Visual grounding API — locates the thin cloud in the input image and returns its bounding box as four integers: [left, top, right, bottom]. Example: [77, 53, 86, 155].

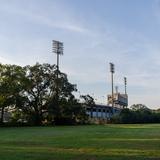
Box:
[0, 2, 87, 33]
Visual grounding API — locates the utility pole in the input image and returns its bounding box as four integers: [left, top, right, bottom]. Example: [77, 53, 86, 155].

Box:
[52, 40, 63, 113]
[110, 63, 115, 108]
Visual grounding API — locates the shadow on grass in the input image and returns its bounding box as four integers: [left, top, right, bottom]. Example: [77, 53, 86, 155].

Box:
[0, 151, 159, 160]
[0, 146, 160, 160]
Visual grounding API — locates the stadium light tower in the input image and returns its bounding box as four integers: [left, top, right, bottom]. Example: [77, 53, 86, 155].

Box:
[52, 40, 63, 70]
[124, 77, 127, 94]
[110, 62, 115, 108]
[52, 40, 63, 112]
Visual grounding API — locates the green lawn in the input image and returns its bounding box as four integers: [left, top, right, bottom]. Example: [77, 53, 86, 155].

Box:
[0, 124, 160, 160]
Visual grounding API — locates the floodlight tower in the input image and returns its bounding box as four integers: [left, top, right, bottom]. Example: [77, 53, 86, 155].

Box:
[52, 40, 63, 70]
[124, 77, 127, 94]
[52, 40, 63, 110]
[110, 62, 115, 108]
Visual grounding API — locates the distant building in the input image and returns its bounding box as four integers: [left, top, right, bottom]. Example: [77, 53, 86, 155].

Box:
[86, 92, 128, 120]
[86, 104, 121, 120]
[108, 93, 128, 108]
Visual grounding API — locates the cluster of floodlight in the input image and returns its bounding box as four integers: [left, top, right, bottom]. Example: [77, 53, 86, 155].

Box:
[52, 40, 63, 55]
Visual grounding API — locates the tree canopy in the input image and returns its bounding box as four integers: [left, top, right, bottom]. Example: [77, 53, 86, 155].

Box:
[0, 63, 88, 125]
[112, 104, 160, 124]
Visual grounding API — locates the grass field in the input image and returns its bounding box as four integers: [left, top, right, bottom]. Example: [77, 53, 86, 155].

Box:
[0, 124, 160, 160]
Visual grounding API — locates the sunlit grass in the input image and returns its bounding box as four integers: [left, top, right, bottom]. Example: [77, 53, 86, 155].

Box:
[0, 124, 160, 160]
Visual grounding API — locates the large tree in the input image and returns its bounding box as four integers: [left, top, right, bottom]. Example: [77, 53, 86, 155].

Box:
[22, 63, 84, 125]
[0, 64, 26, 123]
[0, 63, 88, 125]
[21, 63, 57, 125]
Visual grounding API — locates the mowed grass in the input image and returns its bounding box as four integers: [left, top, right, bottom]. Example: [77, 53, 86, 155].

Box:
[0, 124, 160, 160]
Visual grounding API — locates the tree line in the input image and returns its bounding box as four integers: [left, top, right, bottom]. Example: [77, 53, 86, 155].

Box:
[1, 63, 160, 126]
[112, 104, 160, 123]
[0, 63, 89, 125]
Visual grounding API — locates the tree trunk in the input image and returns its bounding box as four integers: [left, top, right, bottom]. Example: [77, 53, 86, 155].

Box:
[35, 113, 42, 125]
[0, 107, 4, 124]
[34, 107, 42, 126]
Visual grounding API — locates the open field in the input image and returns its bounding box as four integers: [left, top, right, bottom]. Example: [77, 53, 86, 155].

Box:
[0, 124, 160, 160]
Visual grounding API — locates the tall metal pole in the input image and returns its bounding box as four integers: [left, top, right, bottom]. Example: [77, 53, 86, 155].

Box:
[110, 63, 115, 108]
[111, 72, 114, 107]
[57, 52, 59, 71]
[124, 77, 127, 94]
[52, 40, 63, 115]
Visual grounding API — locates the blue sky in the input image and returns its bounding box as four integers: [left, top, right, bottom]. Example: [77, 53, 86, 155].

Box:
[0, 0, 160, 108]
